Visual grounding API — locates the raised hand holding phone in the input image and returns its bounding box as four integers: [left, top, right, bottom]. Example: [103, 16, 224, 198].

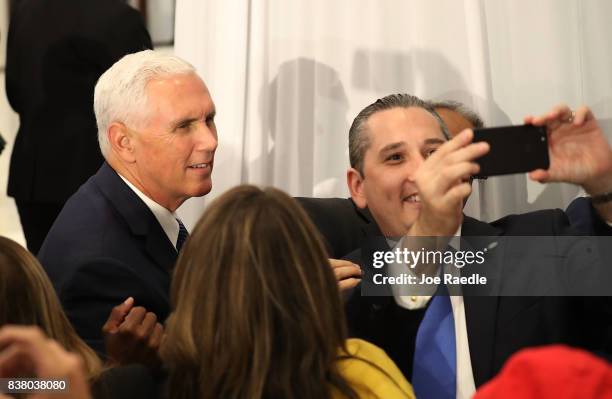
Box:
[524, 104, 612, 194]
[472, 124, 549, 178]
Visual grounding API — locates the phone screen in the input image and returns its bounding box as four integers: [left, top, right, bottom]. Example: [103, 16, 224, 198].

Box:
[472, 124, 549, 178]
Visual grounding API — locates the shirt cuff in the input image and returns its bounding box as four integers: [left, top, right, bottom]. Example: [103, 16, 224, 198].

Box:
[388, 236, 438, 309]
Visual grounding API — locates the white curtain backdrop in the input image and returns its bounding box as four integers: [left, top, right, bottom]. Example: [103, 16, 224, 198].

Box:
[174, 0, 612, 229]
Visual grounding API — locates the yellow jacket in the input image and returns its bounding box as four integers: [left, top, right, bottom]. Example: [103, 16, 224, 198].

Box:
[332, 338, 415, 399]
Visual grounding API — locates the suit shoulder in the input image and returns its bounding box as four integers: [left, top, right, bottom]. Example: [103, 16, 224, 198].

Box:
[39, 177, 129, 267]
[296, 197, 373, 258]
[490, 208, 571, 236]
[296, 197, 362, 218]
[48, 177, 118, 235]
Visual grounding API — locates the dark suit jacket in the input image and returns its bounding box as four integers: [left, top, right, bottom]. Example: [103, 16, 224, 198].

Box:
[566, 197, 612, 236]
[92, 364, 162, 399]
[295, 197, 374, 258]
[298, 198, 612, 387]
[6, 0, 152, 203]
[39, 163, 177, 354]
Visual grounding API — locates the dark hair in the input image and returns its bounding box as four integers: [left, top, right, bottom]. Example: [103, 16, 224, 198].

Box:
[348, 93, 450, 175]
[428, 99, 485, 129]
[161, 185, 359, 399]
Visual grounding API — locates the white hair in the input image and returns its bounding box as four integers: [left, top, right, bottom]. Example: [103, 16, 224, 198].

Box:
[94, 50, 196, 157]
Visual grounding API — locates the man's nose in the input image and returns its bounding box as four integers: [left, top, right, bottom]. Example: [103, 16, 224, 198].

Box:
[406, 154, 425, 181]
[194, 122, 218, 153]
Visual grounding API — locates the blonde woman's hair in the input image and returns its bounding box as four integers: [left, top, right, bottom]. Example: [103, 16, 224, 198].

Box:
[0, 236, 101, 379]
[161, 185, 358, 399]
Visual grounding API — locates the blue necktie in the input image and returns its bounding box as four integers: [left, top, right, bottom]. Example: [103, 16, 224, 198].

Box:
[176, 218, 189, 252]
[412, 283, 457, 399]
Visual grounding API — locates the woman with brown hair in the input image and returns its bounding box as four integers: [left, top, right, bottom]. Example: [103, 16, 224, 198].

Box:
[0, 236, 101, 380]
[161, 185, 414, 399]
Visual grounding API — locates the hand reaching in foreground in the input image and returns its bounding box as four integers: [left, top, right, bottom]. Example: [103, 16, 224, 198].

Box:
[329, 259, 362, 291]
[0, 325, 91, 399]
[102, 297, 163, 369]
[524, 104, 612, 195]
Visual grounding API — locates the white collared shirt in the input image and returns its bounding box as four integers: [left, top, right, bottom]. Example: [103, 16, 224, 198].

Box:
[119, 175, 184, 251]
[390, 226, 476, 399]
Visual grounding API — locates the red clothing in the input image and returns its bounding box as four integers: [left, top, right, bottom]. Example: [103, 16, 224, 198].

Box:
[474, 345, 612, 399]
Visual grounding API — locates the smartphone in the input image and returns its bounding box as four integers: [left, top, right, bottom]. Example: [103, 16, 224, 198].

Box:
[472, 124, 549, 178]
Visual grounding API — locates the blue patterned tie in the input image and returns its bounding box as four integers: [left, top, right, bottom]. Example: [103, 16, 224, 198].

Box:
[176, 218, 189, 252]
[412, 283, 457, 399]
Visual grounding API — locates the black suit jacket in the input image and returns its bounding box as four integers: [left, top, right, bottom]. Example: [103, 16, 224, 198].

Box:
[92, 364, 162, 399]
[299, 198, 612, 387]
[39, 163, 177, 354]
[5, 0, 152, 203]
[295, 197, 374, 258]
[566, 197, 612, 236]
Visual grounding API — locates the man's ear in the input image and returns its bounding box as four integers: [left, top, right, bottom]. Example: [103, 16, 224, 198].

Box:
[108, 122, 136, 163]
[347, 167, 367, 209]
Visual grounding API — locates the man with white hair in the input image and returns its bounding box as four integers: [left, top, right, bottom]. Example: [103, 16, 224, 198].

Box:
[39, 50, 218, 354]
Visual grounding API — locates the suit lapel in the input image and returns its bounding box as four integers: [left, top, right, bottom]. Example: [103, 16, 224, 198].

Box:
[461, 215, 503, 388]
[93, 163, 177, 272]
[144, 225, 178, 272]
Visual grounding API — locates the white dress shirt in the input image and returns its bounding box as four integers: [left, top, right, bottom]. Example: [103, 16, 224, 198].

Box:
[390, 227, 476, 399]
[119, 175, 183, 251]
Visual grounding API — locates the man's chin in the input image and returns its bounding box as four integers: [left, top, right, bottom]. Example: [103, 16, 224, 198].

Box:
[378, 222, 412, 239]
[393, 214, 419, 237]
[190, 182, 213, 198]
[402, 200, 422, 210]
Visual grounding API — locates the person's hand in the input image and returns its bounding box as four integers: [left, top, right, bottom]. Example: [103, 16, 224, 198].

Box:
[0, 325, 91, 399]
[524, 104, 612, 195]
[329, 259, 362, 291]
[409, 129, 489, 237]
[102, 298, 163, 369]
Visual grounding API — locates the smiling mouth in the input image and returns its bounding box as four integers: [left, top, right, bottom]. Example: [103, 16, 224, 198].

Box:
[188, 163, 210, 169]
[403, 193, 420, 203]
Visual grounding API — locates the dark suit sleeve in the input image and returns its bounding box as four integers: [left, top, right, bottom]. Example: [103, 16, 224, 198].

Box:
[5, 3, 23, 113]
[550, 206, 612, 358]
[566, 197, 612, 236]
[74, 5, 153, 73]
[59, 258, 160, 355]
